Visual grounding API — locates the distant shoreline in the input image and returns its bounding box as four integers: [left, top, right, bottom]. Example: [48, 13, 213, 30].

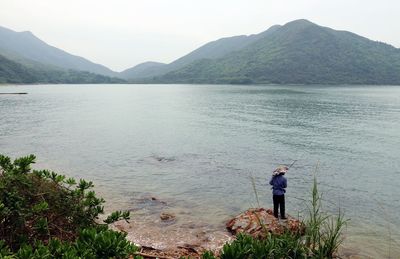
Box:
[1, 82, 400, 86]
[0, 92, 27, 94]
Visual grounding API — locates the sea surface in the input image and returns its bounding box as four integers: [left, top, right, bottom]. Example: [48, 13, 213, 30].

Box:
[1, 84, 399, 257]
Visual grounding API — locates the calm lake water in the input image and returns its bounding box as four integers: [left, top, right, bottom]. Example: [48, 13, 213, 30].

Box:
[1, 84, 399, 257]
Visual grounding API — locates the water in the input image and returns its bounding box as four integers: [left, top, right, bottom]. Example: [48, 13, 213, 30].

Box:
[1, 84, 399, 257]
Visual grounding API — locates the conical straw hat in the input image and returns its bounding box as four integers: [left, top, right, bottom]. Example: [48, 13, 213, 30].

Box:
[273, 165, 289, 175]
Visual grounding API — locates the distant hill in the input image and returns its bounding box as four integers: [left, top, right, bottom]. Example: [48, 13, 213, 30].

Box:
[136, 19, 400, 85]
[0, 54, 37, 83]
[2, 20, 400, 85]
[0, 26, 117, 77]
[121, 25, 281, 80]
[119, 61, 166, 79]
[0, 53, 124, 84]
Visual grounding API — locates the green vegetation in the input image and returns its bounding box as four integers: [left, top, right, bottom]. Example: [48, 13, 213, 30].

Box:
[119, 61, 166, 80]
[214, 232, 306, 259]
[0, 26, 124, 84]
[0, 25, 116, 77]
[3, 20, 400, 85]
[120, 25, 280, 80]
[0, 54, 37, 84]
[0, 154, 140, 258]
[0, 54, 125, 84]
[143, 19, 400, 85]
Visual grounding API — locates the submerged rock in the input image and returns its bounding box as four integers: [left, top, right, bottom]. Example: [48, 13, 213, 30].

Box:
[226, 208, 304, 238]
[160, 212, 176, 221]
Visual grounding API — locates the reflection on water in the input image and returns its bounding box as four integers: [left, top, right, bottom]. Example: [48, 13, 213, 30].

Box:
[0, 84, 399, 257]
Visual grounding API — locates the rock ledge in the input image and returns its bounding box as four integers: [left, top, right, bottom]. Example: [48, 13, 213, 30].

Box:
[226, 208, 304, 238]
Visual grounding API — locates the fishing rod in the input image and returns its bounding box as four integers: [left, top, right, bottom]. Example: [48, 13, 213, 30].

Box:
[287, 160, 297, 169]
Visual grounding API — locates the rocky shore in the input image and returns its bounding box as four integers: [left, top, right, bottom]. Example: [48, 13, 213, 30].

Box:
[111, 198, 304, 258]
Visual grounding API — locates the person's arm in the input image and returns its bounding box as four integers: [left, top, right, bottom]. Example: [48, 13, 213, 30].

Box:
[269, 176, 274, 186]
[283, 177, 287, 188]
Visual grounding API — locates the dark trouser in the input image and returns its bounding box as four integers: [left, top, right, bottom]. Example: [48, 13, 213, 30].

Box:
[273, 194, 285, 219]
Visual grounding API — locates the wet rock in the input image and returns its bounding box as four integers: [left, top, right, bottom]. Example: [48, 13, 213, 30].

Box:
[112, 218, 233, 257]
[132, 195, 168, 211]
[149, 196, 167, 205]
[151, 155, 176, 162]
[160, 212, 176, 221]
[226, 208, 304, 238]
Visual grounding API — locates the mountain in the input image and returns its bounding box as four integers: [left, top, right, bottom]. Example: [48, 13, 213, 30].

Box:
[119, 61, 166, 79]
[0, 26, 116, 77]
[143, 19, 400, 85]
[0, 54, 37, 83]
[2, 20, 400, 85]
[0, 53, 124, 84]
[121, 25, 281, 80]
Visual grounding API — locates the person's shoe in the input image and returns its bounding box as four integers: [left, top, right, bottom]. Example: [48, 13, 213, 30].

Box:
[280, 216, 287, 220]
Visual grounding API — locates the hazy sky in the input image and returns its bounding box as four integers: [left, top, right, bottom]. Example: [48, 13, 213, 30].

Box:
[1, 0, 399, 71]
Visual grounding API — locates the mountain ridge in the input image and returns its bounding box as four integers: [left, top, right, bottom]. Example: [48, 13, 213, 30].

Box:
[120, 24, 282, 80]
[148, 19, 400, 85]
[0, 26, 117, 77]
[0, 53, 124, 84]
[1, 20, 400, 85]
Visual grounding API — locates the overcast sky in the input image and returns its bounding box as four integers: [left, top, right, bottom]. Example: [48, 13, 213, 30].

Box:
[0, 0, 399, 72]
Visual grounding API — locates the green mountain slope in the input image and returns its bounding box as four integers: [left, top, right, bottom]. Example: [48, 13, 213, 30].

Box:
[0, 54, 37, 83]
[154, 19, 400, 85]
[0, 53, 124, 84]
[119, 61, 166, 79]
[121, 25, 281, 80]
[0, 26, 117, 77]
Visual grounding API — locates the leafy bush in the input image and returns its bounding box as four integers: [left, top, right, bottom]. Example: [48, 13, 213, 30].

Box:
[0, 154, 138, 258]
[212, 232, 306, 259]
[7, 228, 138, 259]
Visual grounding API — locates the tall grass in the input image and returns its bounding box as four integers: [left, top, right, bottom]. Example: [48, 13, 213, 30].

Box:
[305, 175, 348, 258]
[305, 175, 327, 250]
[250, 174, 260, 208]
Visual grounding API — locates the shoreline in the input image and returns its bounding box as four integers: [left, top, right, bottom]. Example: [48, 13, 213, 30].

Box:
[110, 208, 372, 259]
[0, 92, 28, 94]
[113, 213, 393, 259]
[101, 194, 398, 259]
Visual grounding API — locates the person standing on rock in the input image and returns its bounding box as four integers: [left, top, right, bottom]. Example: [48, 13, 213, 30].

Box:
[269, 166, 288, 219]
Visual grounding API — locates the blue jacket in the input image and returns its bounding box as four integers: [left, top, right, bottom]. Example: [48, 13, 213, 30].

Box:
[269, 174, 287, 195]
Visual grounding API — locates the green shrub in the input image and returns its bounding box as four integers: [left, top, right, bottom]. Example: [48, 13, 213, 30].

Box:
[10, 228, 139, 259]
[0, 240, 12, 257]
[216, 232, 307, 259]
[0, 154, 139, 258]
[201, 251, 216, 259]
[76, 227, 137, 258]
